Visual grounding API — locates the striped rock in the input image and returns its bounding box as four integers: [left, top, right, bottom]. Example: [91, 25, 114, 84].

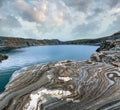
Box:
[0, 60, 120, 110]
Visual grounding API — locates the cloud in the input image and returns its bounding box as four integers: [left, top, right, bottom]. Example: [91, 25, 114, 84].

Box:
[103, 0, 120, 8]
[0, 1, 3, 7]
[61, 0, 94, 12]
[0, 0, 4, 7]
[72, 21, 99, 39]
[0, 15, 21, 28]
[0, 15, 21, 37]
[0, 0, 120, 40]
[12, 0, 47, 23]
[53, 12, 64, 26]
[99, 15, 120, 37]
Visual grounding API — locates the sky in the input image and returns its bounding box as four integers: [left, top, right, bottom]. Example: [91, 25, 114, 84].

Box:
[0, 0, 120, 41]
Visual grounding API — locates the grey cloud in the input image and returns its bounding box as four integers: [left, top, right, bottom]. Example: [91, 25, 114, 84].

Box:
[0, 0, 9, 8]
[21, 11, 35, 22]
[93, 8, 103, 15]
[0, 0, 120, 40]
[72, 22, 99, 38]
[0, 15, 21, 28]
[95, 20, 120, 38]
[12, 1, 36, 22]
[61, 0, 94, 12]
[86, 8, 104, 20]
[0, 0, 4, 7]
[102, 15, 120, 36]
[104, 0, 120, 8]
[50, 0, 73, 24]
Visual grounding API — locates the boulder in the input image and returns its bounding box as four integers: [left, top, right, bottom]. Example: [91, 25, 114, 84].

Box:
[0, 54, 8, 62]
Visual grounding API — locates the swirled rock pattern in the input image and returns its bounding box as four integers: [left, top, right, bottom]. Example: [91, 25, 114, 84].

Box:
[91, 40, 120, 66]
[0, 60, 120, 110]
[0, 40, 120, 110]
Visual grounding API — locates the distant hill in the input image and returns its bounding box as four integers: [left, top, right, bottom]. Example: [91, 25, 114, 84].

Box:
[64, 31, 120, 45]
[0, 37, 63, 51]
[0, 31, 120, 51]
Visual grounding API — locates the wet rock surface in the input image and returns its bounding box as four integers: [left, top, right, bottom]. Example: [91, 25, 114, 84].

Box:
[0, 40, 120, 110]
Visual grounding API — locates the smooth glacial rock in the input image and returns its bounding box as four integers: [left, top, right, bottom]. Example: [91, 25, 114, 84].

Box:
[0, 60, 120, 110]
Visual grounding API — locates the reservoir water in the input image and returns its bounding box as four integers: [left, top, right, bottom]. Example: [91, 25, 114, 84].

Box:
[0, 45, 98, 93]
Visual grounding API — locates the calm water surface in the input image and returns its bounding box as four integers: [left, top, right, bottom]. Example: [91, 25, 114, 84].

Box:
[0, 45, 98, 92]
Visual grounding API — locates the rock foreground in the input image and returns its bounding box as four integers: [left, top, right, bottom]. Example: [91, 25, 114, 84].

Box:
[0, 40, 120, 110]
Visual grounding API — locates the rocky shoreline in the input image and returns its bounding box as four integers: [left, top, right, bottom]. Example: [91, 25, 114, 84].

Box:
[0, 40, 119, 110]
[0, 54, 8, 62]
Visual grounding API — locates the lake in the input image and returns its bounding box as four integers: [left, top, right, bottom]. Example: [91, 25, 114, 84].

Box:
[0, 45, 98, 93]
